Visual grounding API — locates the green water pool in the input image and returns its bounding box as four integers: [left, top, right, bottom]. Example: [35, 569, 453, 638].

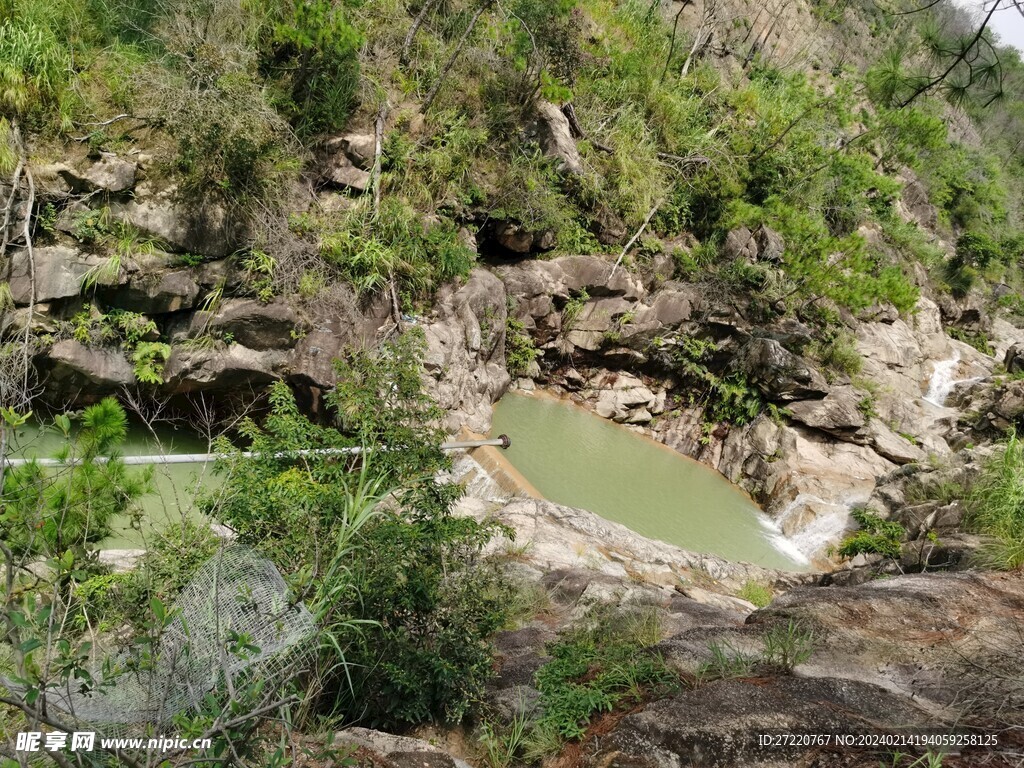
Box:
[6, 419, 217, 549]
[490, 391, 809, 571]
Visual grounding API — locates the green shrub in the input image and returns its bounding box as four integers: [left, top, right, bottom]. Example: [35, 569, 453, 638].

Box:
[506, 313, 539, 377]
[529, 606, 677, 745]
[737, 580, 773, 608]
[208, 332, 512, 727]
[340, 510, 512, 726]
[761, 619, 815, 672]
[319, 199, 475, 297]
[658, 334, 766, 428]
[967, 432, 1024, 569]
[838, 507, 905, 559]
[947, 327, 994, 356]
[1, 399, 151, 557]
[259, 0, 361, 136]
[954, 231, 1002, 270]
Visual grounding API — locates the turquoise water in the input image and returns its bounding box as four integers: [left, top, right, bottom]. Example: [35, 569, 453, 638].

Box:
[6, 420, 217, 549]
[490, 392, 809, 571]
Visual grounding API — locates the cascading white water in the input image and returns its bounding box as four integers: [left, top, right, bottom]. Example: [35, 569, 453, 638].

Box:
[924, 352, 963, 406]
[771, 493, 864, 561]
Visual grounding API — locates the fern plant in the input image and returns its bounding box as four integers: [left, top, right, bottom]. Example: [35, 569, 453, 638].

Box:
[132, 342, 171, 385]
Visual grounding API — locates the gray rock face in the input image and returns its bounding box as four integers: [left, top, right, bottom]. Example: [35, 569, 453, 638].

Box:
[111, 189, 242, 257]
[188, 299, 300, 350]
[422, 269, 512, 433]
[491, 220, 556, 254]
[757, 570, 1024, 714]
[722, 225, 784, 263]
[103, 270, 200, 314]
[591, 677, 935, 768]
[163, 345, 287, 392]
[731, 338, 829, 402]
[44, 340, 135, 394]
[900, 174, 939, 230]
[983, 379, 1024, 432]
[588, 371, 659, 423]
[787, 386, 866, 436]
[454, 495, 810, 589]
[319, 133, 375, 191]
[324, 132, 376, 170]
[58, 154, 137, 193]
[4, 245, 100, 304]
[863, 418, 925, 464]
[723, 226, 757, 261]
[334, 728, 471, 768]
[531, 101, 583, 174]
[1004, 342, 1024, 374]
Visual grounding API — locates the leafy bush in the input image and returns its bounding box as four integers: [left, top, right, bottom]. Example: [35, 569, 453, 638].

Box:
[209, 331, 512, 727]
[838, 507, 905, 559]
[319, 199, 475, 297]
[241, 0, 362, 136]
[658, 334, 766, 429]
[967, 432, 1024, 569]
[340, 509, 512, 726]
[954, 231, 1002, 270]
[1, 399, 151, 556]
[506, 313, 539, 377]
[528, 607, 677, 748]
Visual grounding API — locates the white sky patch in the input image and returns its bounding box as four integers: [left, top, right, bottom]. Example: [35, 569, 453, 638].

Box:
[954, 0, 1024, 53]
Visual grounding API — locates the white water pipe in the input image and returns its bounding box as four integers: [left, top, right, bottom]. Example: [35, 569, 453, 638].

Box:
[0, 435, 512, 468]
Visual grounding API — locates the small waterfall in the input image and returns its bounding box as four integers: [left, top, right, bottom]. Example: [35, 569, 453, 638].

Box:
[923, 351, 985, 407]
[770, 493, 863, 562]
[924, 352, 961, 407]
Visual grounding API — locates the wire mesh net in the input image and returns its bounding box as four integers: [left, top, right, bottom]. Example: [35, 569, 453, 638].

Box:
[44, 546, 316, 736]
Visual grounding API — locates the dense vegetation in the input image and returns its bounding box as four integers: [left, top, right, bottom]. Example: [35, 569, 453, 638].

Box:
[4, 0, 1024, 315]
[5, 0, 1024, 763]
[0, 332, 516, 757]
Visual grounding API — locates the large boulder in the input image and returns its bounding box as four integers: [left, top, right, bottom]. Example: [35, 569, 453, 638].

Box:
[564, 296, 634, 351]
[110, 188, 243, 257]
[3, 246, 102, 304]
[43, 340, 135, 397]
[864, 418, 925, 465]
[333, 728, 472, 768]
[722, 225, 784, 263]
[490, 220, 556, 254]
[755, 570, 1024, 714]
[1004, 342, 1024, 374]
[589, 370, 658, 423]
[731, 338, 829, 402]
[162, 344, 287, 392]
[184, 299, 300, 350]
[324, 133, 376, 170]
[318, 133, 375, 191]
[57, 153, 137, 194]
[786, 386, 866, 438]
[984, 379, 1024, 432]
[591, 676, 935, 768]
[102, 270, 200, 314]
